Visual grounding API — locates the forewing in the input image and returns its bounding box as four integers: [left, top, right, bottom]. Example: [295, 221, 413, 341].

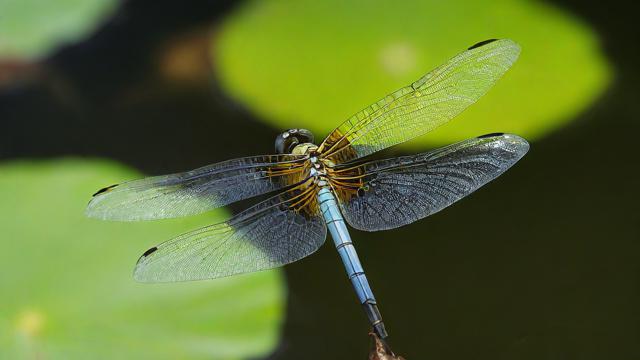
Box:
[319, 39, 520, 163]
[334, 134, 529, 231]
[134, 181, 326, 282]
[86, 155, 307, 221]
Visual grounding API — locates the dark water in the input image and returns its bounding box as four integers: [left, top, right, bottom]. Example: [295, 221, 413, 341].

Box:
[2, 0, 638, 359]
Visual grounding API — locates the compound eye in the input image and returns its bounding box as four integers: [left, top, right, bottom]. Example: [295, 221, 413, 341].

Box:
[275, 134, 295, 154]
[295, 129, 314, 144]
[274, 129, 315, 154]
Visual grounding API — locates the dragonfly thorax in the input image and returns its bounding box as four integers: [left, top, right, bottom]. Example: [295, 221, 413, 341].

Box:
[291, 143, 318, 156]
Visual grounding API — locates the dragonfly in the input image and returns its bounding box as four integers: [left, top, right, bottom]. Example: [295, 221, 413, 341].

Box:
[86, 38, 528, 340]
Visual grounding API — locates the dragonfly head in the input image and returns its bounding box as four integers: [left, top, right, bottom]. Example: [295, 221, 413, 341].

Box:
[275, 128, 315, 154]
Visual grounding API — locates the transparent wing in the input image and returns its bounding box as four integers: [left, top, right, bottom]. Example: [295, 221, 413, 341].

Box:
[333, 134, 529, 231]
[319, 39, 520, 163]
[86, 154, 307, 221]
[134, 180, 326, 282]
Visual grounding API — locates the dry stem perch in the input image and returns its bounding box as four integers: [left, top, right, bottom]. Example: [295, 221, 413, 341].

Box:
[369, 332, 406, 360]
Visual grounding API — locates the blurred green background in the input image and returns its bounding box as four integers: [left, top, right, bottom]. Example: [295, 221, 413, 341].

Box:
[0, 0, 638, 359]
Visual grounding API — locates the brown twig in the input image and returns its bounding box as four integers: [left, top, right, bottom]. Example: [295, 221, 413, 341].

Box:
[368, 332, 406, 360]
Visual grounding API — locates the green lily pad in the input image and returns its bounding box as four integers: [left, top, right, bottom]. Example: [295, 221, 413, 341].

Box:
[0, 0, 119, 59]
[213, 0, 611, 147]
[0, 159, 284, 359]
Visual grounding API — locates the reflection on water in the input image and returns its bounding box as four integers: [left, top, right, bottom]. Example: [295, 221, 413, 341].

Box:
[1, 0, 638, 359]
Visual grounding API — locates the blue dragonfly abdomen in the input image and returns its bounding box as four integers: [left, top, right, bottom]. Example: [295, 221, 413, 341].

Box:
[317, 186, 387, 338]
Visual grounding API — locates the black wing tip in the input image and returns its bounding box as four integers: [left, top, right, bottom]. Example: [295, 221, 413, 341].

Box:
[141, 246, 158, 258]
[477, 132, 505, 139]
[477, 133, 530, 156]
[468, 38, 499, 50]
[477, 132, 529, 144]
[92, 184, 118, 197]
